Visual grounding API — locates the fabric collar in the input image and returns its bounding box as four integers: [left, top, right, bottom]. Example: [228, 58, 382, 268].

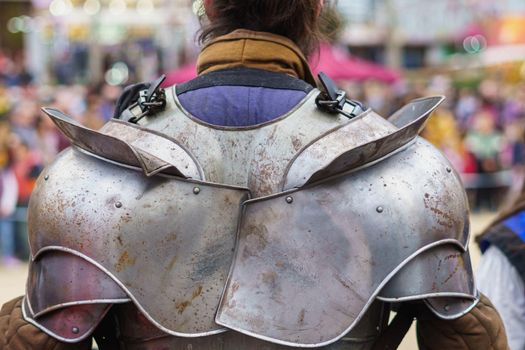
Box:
[197, 29, 317, 86]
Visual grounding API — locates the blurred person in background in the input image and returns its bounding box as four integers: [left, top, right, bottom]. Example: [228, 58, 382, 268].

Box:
[8, 100, 40, 150]
[0, 121, 19, 266]
[465, 110, 506, 210]
[477, 181, 525, 350]
[455, 88, 480, 132]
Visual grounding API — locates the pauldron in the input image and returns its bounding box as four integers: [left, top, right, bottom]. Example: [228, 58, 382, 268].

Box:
[23, 83, 476, 347]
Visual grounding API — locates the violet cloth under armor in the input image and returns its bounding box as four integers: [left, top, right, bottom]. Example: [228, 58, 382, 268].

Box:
[175, 68, 314, 127]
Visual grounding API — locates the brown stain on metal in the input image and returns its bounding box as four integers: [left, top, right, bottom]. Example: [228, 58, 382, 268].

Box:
[175, 300, 191, 314]
[424, 194, 458, 229]
[442, 254, 462, 285]
[168, 256, 177, 269]
[334, 273, 352, 290]
[115, 251, 136, 272]
[224, 282, 240, 309]
[298, 309, 306, 325]
[192, 285, 203, 300]
[291, 136, 303, 152]
[175, 286, 204, 314]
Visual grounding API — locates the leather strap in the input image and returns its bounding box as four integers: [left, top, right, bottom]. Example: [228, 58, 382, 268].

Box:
[372, 306, 415, 350]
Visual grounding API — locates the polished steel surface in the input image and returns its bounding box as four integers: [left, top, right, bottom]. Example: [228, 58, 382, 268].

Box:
[42, 108, 201, 179]
[101, 120, 204, 180]
[216, 138, 471, 347]
[28, 148, 250, 336]
[139, 88, 352, 197]
[378, 244, 476, 302]
[425, 295, 480, 319]
[26, 251, 129, 317]
[284, 96, 444, 190]
[23, 297, 112, 343]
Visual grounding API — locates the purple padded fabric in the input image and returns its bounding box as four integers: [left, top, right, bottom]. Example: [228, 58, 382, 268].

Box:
[177, 86, 307, 127]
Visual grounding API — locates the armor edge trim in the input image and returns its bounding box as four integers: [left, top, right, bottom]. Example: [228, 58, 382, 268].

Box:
[170, 86, 325, 131]
[31, 246, 229, 338]
[22, 296, 111, 344]
[216, 238, 469, 348]
[424, 293, 481, 320]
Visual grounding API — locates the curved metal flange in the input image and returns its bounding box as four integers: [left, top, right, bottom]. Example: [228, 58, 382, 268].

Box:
[42, 108, 202, 179]
[28, 148, 250, 337]
[283, 96, 445, 190]
[26, 251, 130, 317]
[425, 294, 480, 320]
[22, 296, 112, 343]
[377, 244, 476, 302]
[216, 138, 470, 347]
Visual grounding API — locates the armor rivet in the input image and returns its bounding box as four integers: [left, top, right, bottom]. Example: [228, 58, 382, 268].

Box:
[376, 206, 384, 213]
[444, 305, 450, 312]
[193, 187, 201, 195]
[286, 196, 294, 204]
[115, 201, 123, 209]
[71, 327, 80, 334]
[44, 175, 49, 181]
[446, 167, 452, 173]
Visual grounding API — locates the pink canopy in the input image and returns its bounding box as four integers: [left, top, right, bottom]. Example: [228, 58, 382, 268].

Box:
[162, 62, 198, 87]
[163, 44, 400, 86]
[310, 44, 400, 83]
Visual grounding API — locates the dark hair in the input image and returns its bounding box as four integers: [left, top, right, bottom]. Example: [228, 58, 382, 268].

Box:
[198, 0, 335, 56]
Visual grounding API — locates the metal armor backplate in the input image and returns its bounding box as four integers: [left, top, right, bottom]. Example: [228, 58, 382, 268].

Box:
[135, 88, 395, 196]
[26, 89, 476, 347]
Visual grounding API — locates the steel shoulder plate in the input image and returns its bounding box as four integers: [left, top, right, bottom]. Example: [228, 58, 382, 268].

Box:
[28, 148, 250, 337]
[216, 137, 472, 347]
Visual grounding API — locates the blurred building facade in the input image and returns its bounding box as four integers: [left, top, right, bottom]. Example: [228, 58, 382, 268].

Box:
[3, 0, 195, 85]
[339, 0, 525, 68]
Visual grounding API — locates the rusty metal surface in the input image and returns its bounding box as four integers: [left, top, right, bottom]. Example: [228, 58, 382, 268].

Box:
[42, 108, 200, 179]
[101, 120, 204, 180]
[23, 296, 111, 343]
[138, 88, 353, 197]
[283, 96, 444, 190]
[378, 244, 475, 302]
[28, 147, 250, 336]
[26, 251, 129, 317]
[216, 138, 471, 347]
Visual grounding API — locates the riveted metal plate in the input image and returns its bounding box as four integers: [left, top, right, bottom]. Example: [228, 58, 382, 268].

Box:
[26, 251, 129, 317]
[216, 138, 470, 347]
[284, 96, 444, 190]
[378, 244, 476, 301]
[28, 148, 250, 336]
[42, 108, 200, 179]
[23, 297, 111, 343]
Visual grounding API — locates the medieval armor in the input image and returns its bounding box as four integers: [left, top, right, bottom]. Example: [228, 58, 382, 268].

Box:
[22, 81, 476, 348]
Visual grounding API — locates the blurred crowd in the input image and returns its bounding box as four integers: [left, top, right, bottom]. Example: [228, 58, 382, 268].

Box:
[0, 49, 122, 265]
[1, 47, 525, 263]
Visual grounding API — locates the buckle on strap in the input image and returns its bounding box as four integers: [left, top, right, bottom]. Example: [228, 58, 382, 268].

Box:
[316, 72, 366, 119]
[120, 75, 167, 124]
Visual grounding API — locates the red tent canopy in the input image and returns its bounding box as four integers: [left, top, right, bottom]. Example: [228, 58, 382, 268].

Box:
[163, 43, 400, 86]
[310, 44, 400, 83]
[162, 62, 198, 87]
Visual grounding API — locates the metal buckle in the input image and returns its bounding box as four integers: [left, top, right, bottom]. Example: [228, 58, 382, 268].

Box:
[128, 75, 167, 124]
[315, 72, 365, 119]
